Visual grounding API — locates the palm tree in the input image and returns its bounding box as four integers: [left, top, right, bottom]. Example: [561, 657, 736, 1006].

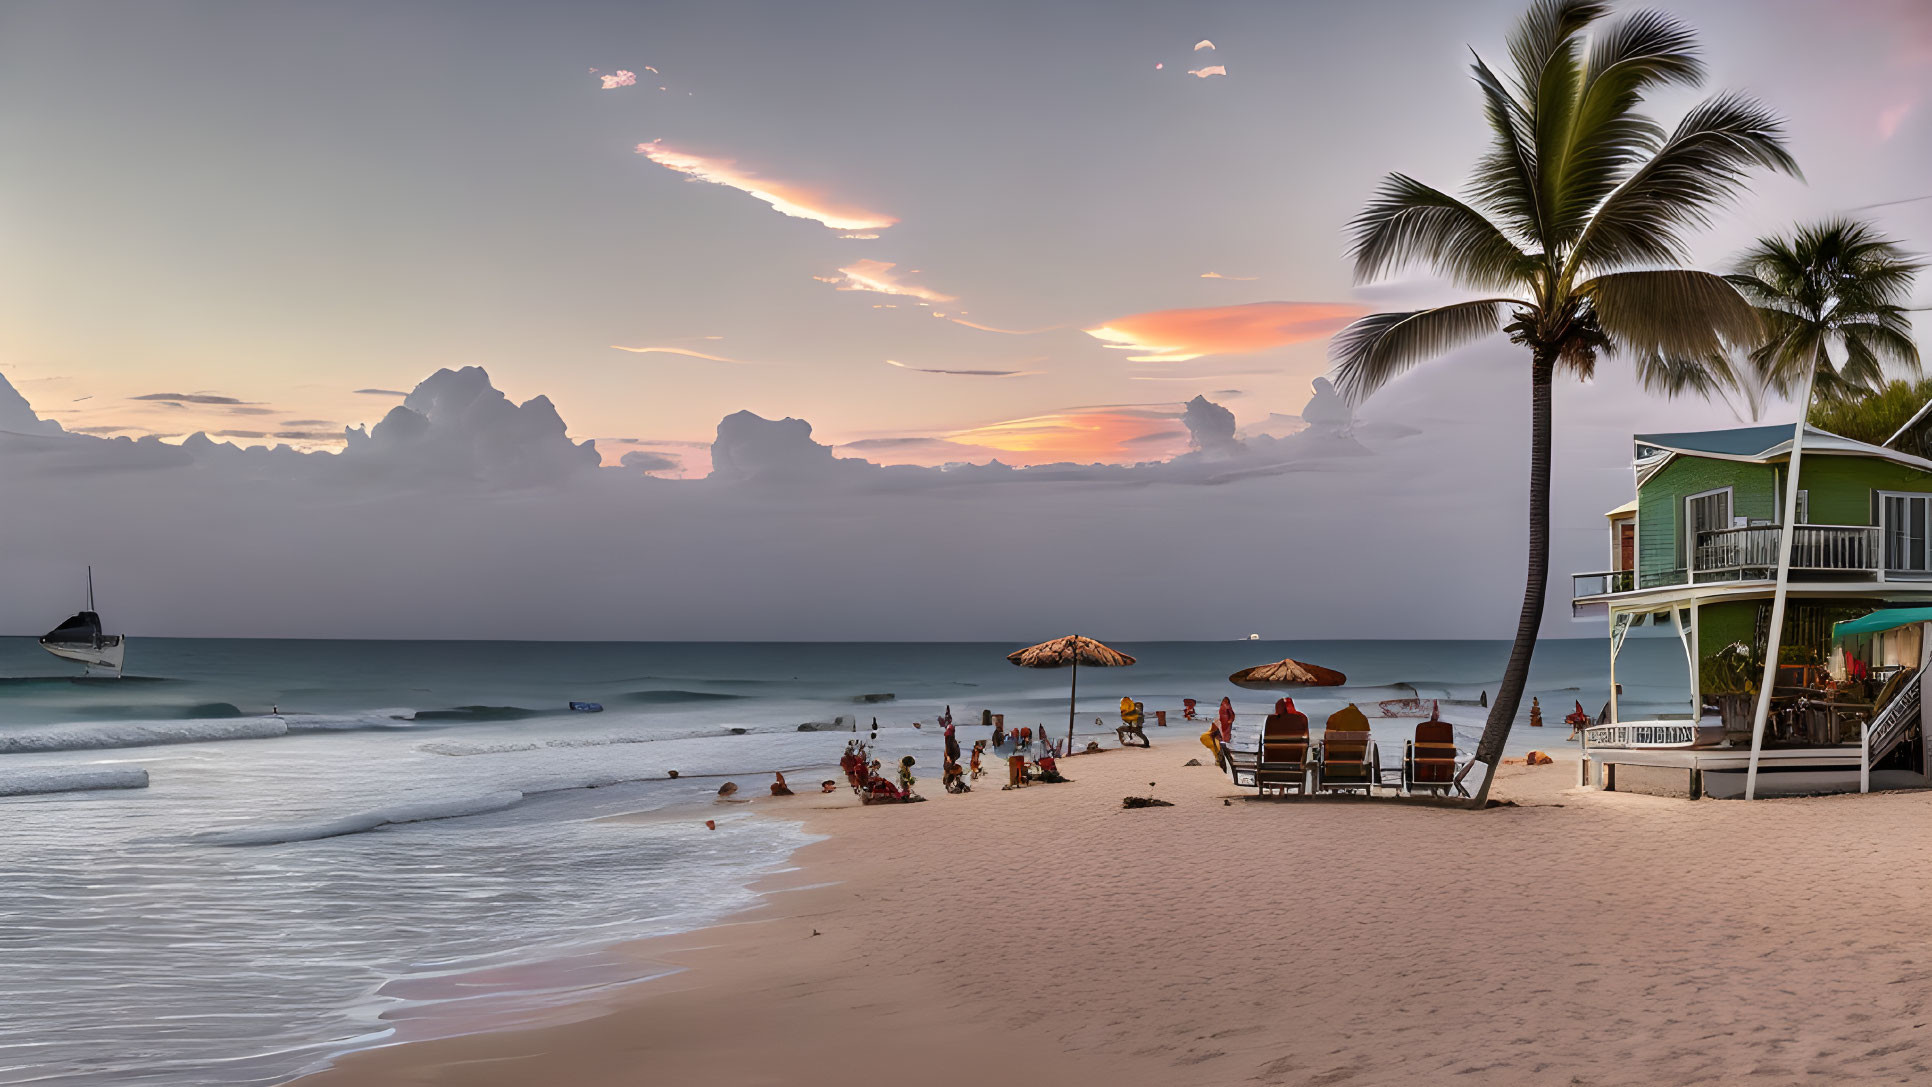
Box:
[1327, 0, 1798, 806]
[1729, 219, 1922, 404]
[1719, 220, 1920, 799]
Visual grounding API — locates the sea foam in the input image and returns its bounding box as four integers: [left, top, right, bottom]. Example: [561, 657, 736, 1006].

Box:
[195, 790, 527, 846]
[0, 765, 150, 796]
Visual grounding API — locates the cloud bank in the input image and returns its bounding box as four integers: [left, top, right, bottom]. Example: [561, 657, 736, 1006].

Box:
[635, 141, 898, 233]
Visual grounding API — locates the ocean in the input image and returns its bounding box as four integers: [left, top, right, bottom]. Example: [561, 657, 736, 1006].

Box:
[0, 634, 1689, 1086]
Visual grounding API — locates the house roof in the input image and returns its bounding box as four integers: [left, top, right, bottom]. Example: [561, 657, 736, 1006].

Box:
[1604, 499, 1638, 518]
[1631, 422, 1932, 488]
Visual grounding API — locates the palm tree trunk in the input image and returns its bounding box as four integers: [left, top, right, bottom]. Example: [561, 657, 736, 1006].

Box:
[1468, 350, 1555, 807]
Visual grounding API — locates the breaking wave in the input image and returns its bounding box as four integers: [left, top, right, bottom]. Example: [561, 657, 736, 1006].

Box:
[195, 791, 527, 846]
[0, 765, 151, 796]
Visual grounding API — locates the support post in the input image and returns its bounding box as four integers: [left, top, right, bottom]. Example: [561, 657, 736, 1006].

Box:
[1861, 720, 1871, 794]
[1746, 372, 1817, 801]
[1067, 646, 1078, 756]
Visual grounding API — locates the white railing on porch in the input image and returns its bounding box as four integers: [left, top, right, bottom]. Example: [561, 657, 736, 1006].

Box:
[1692, 524, 1880, 581]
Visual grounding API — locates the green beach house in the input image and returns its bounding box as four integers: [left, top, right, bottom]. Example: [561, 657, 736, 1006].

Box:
[1572, 420, 1932, 799]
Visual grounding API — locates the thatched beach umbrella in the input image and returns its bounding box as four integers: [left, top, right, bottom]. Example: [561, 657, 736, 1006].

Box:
[1227, 657, 1347, 689]
[1007, 635, 1137, 753]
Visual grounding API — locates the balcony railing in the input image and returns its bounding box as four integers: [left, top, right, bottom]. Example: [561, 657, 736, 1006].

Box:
[1691, 524, 1880, 582]
[1573, 524, 1886, 603]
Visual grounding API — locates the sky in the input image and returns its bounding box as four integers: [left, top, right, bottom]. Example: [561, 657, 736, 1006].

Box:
[2, 0, 1931, 640]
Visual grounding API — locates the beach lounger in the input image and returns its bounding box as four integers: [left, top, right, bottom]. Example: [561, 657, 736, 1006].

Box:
[1253, 705, 1313, 796]
[1312, 704, 1379, 795]
[1402, 716, 1466, 797]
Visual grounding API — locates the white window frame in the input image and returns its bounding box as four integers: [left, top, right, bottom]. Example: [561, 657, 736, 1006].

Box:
[1683, 487, 1734, 568]
[1878, 490, 1932, 573]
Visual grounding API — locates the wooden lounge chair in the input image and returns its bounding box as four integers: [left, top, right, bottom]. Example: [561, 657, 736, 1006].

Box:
[1313, 704, 1379, 794]
[1403, 715, 1465, 797]
[1253, 705, 1313, 796]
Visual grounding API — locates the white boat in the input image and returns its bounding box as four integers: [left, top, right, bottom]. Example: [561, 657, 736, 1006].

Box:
[39, 567, 125, 677]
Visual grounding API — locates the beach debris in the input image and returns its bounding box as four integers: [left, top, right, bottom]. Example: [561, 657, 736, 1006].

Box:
[1526, 751, 1554, 766]
[1223, 798, 1232, 806]
[1530, 697, 1544, 727]
[1183, 758, 1202, 766]
[704, 819, 716, 830]
[717, 782, 739, 797]
[568, 701, 603, 712]
[852, 692, 895, 703]
[811, 929, 820, 937]
[1085, 741, 1101, 753]
[667, 770, 680, 779]
[1122, 781, 1172, 808]
[728, 727, 747, 735]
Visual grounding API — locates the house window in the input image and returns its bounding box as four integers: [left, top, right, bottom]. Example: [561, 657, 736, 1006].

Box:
[1880, 492, 1932, 572]
[1684, 488, 1732, 566]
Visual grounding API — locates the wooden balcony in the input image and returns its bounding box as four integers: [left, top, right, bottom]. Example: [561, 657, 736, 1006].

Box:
[1574, 524, 1886, 606]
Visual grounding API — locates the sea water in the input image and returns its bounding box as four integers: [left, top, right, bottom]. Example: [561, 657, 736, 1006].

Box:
[0, 635, 1686, 1086]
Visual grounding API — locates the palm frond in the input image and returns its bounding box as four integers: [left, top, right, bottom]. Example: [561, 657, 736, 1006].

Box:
[1585, 268, 1762, 357]
[1546, 9, 1702, 244]
[1328, 300, 1515, 403]
[1347, 174, 1534, 290]
[1469, 57, 1546, 246]
[1570, 93, 1799, 275]
[1735, 218, 1924, 395]
[1506, 0, 1612, 95]
[1632, 349, 1747, 401]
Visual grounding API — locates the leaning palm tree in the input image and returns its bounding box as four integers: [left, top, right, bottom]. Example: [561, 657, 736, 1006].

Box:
[1720, 220, 1920, 799]
[1730, 219, 1922, 404]
[1328, 0, 1798, 806]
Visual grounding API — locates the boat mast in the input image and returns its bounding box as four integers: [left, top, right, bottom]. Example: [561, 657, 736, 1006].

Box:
[87, 566, 95, 612]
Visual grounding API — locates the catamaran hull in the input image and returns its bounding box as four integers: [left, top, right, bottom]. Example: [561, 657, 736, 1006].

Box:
[41, 638, 125, 677]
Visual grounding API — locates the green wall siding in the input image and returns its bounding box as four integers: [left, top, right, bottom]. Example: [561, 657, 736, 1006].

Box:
[1795, 455, 1932, 524]
[1636, 458, 1776, 580]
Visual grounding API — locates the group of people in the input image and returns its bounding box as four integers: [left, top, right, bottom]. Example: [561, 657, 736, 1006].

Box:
[838, 739, 924, 805]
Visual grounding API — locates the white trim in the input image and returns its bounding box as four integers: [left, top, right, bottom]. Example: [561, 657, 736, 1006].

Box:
[1683, 486, 1734, 569]
[1877, 490, 1932, 573]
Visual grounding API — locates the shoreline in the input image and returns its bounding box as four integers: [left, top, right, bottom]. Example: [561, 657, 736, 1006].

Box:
[299, 737, 1932, 1086]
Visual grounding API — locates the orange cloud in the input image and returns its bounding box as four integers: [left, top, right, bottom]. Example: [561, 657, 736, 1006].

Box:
[945, 316, 1060, 335]
[1199, 271, 1258, 281]
[1188, 65, 1227, 78]
[945, 407, 1188, 464]
[635, 141, 898, 233]
[610, 345, 754, 364]
[824, 259, 955, 302]
[1085, 301, 1364, 362]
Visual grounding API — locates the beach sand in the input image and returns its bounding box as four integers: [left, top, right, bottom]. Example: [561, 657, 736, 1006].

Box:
[301, 739, 1932, 1086]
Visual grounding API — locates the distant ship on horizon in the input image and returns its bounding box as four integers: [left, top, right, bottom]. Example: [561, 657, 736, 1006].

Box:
[40, 566, 125, 677]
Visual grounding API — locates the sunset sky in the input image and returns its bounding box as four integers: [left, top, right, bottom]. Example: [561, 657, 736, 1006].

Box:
[5, 0, 1932, 640]
[2, 0, 1930, 474]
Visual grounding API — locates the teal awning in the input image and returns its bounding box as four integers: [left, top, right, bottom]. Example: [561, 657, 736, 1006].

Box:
[1833, 608, 1932, 637]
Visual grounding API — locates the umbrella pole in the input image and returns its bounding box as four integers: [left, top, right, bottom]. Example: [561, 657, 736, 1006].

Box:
[1068, 647, 1079, 756]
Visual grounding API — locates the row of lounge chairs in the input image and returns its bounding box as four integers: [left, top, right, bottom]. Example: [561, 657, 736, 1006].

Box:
[1219, 700, 1468, 798]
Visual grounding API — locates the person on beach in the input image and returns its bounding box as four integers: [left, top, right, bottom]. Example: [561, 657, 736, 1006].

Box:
[840, 742, 863, 791]
[969, 740, 986, 780]
[1006, 729, 1030, 789]
[1117, 698, 1149, 748]
[942, 758, 969, 793]
[770, 772, 793, 797]
[991, 719, 1006, 752]
[1183, 697, 1198, 720]
[1217, 697, 1235, 744]
[942, 713, 960, 766]
[897, 755, 918, 798]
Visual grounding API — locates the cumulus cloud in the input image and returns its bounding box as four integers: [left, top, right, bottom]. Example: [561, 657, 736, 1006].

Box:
[635, 141, 898, 233]
[1182, 395, 1244, 459]
[131, 392, 245, 405]
[339, 366, 601, 489]
[0, 373, 64, 436]
[595, 69, 637, 89]
[708, 410, 867, 483]
[1187, 65, 1227, 78]
[1085, 301, 1364, 362]
[822, 259, 955, 302]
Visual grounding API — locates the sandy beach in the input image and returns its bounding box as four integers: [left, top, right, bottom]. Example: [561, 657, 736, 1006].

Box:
[293, 735, 1932, 1086]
